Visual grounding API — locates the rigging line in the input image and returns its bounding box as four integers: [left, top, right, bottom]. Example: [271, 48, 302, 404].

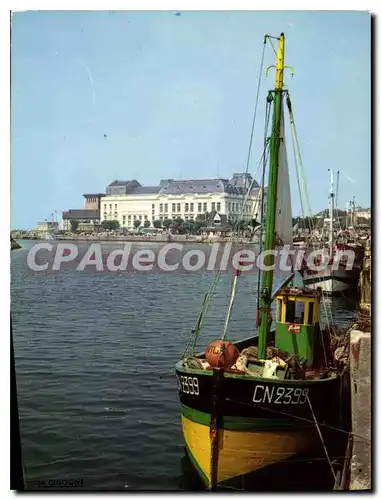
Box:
[223, 150, 267, 337]
[266, 35, 278, 57]
[185, 44, 290, 352]
[224, 397, 371, 444]
[289, 123, 312, 234]
[187, 135, 267, 349]
[319, 317, 329, 368]
[256, 150, 268, 312]
[288, 100, 313, 219]
[221, 151, 270, 339]
[238, 177, 257, 226]
[217, 484, 244, 492]
[288, 118, 331, 358]
[286, 94, 334, 326]
[334, 173, 346, 238]
[287, 95, 306, 222]
[224, 145, 270, 337]
[221, 276, 239, 341]
[192, 272, 221, 350]
[256, 99, 271, 313]
[286, 94, 313, 233]
[234, 65, 273, 236]
[306, 395, 336, 480]
[239, 97, 271, 233]
[287, 97, 326, 284]
[243, 38, 267, 177]
[218, 453, 346, 465]
[232, 142, 269, 234]
[182, 294, 208, 357]
[187, 271, 222, 355]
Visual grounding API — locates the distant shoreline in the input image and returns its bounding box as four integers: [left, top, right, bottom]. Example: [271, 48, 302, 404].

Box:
[12, 234, 258, 245]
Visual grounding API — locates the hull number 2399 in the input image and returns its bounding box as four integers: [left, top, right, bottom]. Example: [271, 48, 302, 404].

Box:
[177, 375, 200, 395]
[253, 385, 309, 405]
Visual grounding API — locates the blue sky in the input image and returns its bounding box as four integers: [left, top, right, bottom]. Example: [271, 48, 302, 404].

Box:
[11, 10, 370, 229]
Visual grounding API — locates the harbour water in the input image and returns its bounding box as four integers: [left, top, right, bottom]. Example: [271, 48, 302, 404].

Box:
[11, 240, 357, 490]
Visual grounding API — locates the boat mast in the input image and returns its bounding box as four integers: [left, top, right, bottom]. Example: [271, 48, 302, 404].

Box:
[258, 33, 285, 360]
[328, 168, 334, 257]
[335, 170, 340, 212]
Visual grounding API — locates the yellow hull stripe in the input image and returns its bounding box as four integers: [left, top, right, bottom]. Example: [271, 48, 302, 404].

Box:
[181, 414, 317, 486]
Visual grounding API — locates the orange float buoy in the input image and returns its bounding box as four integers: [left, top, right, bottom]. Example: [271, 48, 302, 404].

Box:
[205, 340, 239, 369]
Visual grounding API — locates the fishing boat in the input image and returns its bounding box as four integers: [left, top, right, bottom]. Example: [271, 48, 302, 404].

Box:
[301, 245, 363, 295]
[175, 33, 349, 490]
[301, 170, 364, 295]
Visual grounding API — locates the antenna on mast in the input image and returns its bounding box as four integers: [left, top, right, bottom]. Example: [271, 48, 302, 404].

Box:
[328, 169, 334, 257]
[335, 170, 340, 212]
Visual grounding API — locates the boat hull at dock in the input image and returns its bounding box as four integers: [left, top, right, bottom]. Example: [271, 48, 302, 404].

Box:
[302, 264, 360, 295]
[175, 355, 344, 489]
[301, 243, 364, 295]
[181, 410, 319, 487]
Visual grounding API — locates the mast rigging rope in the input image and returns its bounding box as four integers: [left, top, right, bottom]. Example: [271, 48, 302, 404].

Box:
[243, 38, 267, 178]
[183, 38, 272, 352]
[286, 93, 335, 336]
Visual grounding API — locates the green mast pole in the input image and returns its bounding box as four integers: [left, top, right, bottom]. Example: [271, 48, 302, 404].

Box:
[258, 33, 286, 360]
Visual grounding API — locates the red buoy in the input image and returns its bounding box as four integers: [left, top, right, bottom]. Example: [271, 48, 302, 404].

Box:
[205, 340, 239, 369]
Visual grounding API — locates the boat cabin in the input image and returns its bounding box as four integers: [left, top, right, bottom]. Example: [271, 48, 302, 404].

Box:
[274, 287, 321, 367]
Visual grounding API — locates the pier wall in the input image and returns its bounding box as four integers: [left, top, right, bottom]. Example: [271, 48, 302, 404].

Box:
[349, 240, 371, 490]
[349, 329, 371, 490]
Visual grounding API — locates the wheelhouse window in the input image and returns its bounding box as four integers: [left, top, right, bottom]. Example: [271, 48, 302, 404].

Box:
[295, 301, 305, 324]
[307, 302, 314, 325]
[276, 299, 282, 322]
[285, 301, 295, 323]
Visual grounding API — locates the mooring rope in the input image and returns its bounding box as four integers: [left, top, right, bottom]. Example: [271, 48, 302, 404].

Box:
[306, 395, 336, 480]
[225, 397, 371, 445]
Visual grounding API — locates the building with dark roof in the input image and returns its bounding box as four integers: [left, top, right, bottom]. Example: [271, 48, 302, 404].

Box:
[106, 180, 141, 196]
[83, 193, 105, 211]
[200, 211, 231, 236]
[62, 209, 101, 233]
[98, 173, 266, 230]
